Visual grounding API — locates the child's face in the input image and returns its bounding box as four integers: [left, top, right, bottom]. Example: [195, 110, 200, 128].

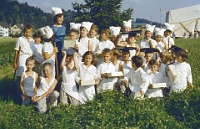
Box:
[177, 55, 184, 63]
[156, 35, 162, 42]
[128, 36, 135, 43]
[145, 31, 151, 40]
[164, 31, 171, 37]
[24, 29, 32, 39]
[103, 53, 111, 63]
[90, 29, 97, 38]
[160, 55, 168, 64]
[65, 56, 73, 64]
[122, 52, 130, 61]
[171, 50, 177, 60]
[80, 27, 88, 38]
[56, 15, 64, 25]
[43, 66, 53, 77]
[124, 26, 130, 32]
[34, 37, 41, 44]
[26, 61, 35, 71]
[144, 53, 153, 62]
[84, 55, 93, 65]
[69, 32, 78, 40]
[149, 64, 158, 74]
[101, 33, 108, 41]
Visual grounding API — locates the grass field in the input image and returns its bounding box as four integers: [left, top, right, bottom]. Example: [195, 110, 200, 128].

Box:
[0, 37, 200, 129]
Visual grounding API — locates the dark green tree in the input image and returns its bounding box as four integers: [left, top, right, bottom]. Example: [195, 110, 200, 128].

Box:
[72, 0, 133, 31]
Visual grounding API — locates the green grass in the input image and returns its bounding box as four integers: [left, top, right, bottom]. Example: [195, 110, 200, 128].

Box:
[0, 37, 200, 129]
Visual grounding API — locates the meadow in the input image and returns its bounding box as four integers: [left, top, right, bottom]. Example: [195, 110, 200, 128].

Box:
[0, 37, 200, 129]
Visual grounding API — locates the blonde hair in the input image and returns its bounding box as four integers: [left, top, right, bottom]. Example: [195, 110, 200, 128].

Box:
[111, 48, 121, 58]
[160, 51, 171, 61]
[101, 29, 111, 37]
[25, 57, 35, 65]
[90, 24, 98, 33]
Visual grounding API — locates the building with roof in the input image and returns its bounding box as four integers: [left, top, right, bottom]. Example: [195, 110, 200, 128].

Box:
[0, 22, 10, 37]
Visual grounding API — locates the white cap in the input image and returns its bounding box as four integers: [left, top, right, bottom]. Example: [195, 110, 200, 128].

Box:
[70, 23, 81, 30]
[155, 27, 165, 36]
[39, 26, 54, 39]
[109, 26, 121, 36]
[123, 19, 132, 28]
[165, 23, 175, 32]
[81, 22, 93, 31]
[145, 24, 156, 33]
[52, 7, 63, 16]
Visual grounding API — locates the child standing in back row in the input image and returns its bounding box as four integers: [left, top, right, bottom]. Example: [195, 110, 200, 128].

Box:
[13, 24, 34, 99]
[20, 57, 38, 106]
[89, 24, 99, 53]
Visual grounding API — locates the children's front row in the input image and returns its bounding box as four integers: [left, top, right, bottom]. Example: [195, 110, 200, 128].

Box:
[20, 48, 194, 113]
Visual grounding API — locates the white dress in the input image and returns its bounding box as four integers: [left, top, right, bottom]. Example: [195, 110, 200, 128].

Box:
[171, 62, 192, 93]
[76, 64, 98, 104]
[15, 36, 34, 76]
[126, 44, 136, 58]
[139, 38, 157, 49]
[155, 41, 165, 52]
[61, 65, 79, 101]
[145, 72, 164, 98]
[22, 72, 36, 97]
[97, 62, 116, 93]
[158, 63, 171, 88]
[89, 37, 99, 53]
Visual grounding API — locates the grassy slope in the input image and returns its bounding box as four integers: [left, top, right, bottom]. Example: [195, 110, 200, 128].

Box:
[0, 38, 199, 129]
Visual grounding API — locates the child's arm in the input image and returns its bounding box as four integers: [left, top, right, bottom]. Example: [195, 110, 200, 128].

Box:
[187, 65, 194, 89]
[139, 73, 149, 95]
[60, 51, 66, 71]
[135, 44, 140, 55]
[13, 50, 19, 69]
[117, 41, 127, 47]
[43, 47, 58, 60]
[73, 52, 78, 71]
[20, 73, 28, 100]
[149, 40, 155, 48]
[123, 71, 131, 87]
[32, 76, 41, 102]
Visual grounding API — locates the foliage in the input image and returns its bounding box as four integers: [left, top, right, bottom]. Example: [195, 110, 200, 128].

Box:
[0, 38, 200, 128]
[72, 0, 133, 31]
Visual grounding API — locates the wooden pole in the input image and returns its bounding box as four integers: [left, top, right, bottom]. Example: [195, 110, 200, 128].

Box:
[13, 46, 21, 82]
[53, 42, 59, 80]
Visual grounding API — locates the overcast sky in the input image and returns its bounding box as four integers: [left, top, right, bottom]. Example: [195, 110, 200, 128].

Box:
[17, 0, 200, 23]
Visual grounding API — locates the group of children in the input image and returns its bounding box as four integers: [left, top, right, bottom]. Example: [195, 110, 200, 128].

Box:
[14, 7, 194, 113]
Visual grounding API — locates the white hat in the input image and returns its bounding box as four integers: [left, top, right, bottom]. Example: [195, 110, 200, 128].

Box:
[52, 7, 63, 16]
[155, 27, 165, 36]
[109, 26, 121, 36]
[39, 26, 54, 39]
[123, 19, 132, 28]
[70, 23, 81, 30]
[145, 24, 156, 33]
[81, 22, 93, 31]
[165, 23, 175, 32]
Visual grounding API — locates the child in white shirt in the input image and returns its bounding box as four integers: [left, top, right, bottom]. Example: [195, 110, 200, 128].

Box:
[60, 50, 80, 106]
[13, 24, 34, 99]
[20, 57, 38, 106]
[145, 59, 164, 98]
[97, 48, 116, 93]
[142, 50, 153, 74]
[32, 31, 44, 75]
[170, 49, 194, 93]
[124, 56, 149, 99]
[89, 24, 99, 53]
[76, 51, 99, 104]
[32, 62, 59, 113]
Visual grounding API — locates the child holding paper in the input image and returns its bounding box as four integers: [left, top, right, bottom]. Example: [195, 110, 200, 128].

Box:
[76, 51, 99, 104]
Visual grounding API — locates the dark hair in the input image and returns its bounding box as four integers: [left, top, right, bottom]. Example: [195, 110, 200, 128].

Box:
[25, 57, 35, 65]
[82, 51, 96, 65]
[102, 48, 111, 55]
[178, 49, 188, 61]
[33, 31, 43, 42]
[53, 13, 64, 23]
[131, 56, 143, 67]
[70, 29, 79, 35]
[148, 59, 159, 66]
[23, 24, 32, 32]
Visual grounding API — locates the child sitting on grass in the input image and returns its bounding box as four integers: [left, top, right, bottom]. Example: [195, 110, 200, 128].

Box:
[124, 56, 149, 99]
[32, 62, 59, 113]
[20, 57, 38, 106]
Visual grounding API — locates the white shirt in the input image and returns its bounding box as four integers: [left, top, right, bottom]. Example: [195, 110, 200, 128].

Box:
[126, 44, 136, 58]
[113, 60, 122, 72]
[139, 38, 157, 49]
[95, 40, 115, 53]
[162, 36, 175, 48]
[122, 61, 132, 76]
[43, 42, 55, 61]
[32, 43, 44, 63]
[90, 37, 99, 53]
[76, 37, 91, 56]
[37, 77, 55, 96]
[171, 62, 192, 92]
[120, 34, 128, 42]
[145, 72, 164, 98]
[155, 41, 165, 52]
[97, 62, 115, 76]
[124, 67, 149, 93]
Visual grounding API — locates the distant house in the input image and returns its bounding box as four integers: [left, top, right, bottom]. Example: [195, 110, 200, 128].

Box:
[0, 22, 10, 37]
[11, 24, 23, 35]
[132, 22, 146, 28]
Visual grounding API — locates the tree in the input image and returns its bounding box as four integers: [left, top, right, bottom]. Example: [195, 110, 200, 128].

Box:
[72, 0, 133, 31]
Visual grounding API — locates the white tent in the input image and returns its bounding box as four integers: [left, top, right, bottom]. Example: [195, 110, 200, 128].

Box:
[166, 4, 200, 37]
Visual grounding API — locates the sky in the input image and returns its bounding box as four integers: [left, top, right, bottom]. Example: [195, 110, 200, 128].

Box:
[17, 0, 200, 23]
